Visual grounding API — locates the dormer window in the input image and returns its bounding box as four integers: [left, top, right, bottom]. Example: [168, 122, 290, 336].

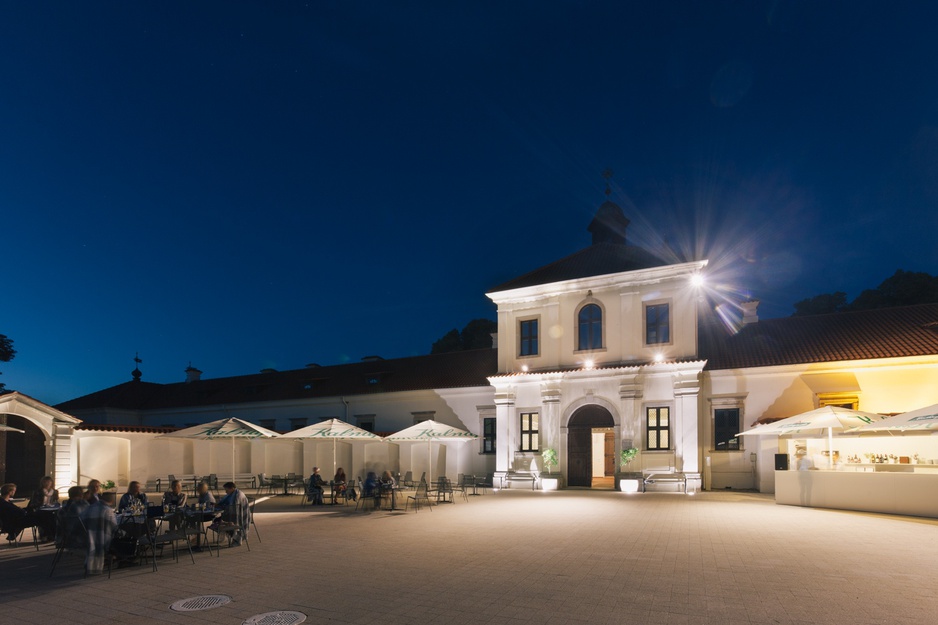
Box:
[578, 303, 603, 350]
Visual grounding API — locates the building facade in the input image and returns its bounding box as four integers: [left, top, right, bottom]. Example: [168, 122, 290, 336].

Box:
[6, 199, 938, 496]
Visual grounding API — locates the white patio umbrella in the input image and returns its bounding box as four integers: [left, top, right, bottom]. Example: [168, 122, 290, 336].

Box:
[159, 417, 280, 483]
[385, 420, 477, 484]
[854, 403, 938, 432]
[281, 418, 383, 476]
[737, 406, 889, 469]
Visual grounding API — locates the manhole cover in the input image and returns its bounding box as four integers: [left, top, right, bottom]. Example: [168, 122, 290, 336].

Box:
[170, 595, 232, 612]
[242, 611, 307, 625]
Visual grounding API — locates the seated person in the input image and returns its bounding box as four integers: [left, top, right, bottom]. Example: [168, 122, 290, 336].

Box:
[216, 482, 250, 546]
[307, 467, 326, 505]
[363, 471, 380, 503]
[162, 480, 188, 531]
[84, 479, 102, 504]
[195, 482, 216, 507]
[379, 471, 397, 507]
[0, 483, 38, 542]
[80, 491, 117, 575]
[28, 475, 59, 509]
[28, 476, 60, 542]
[56, 486, 89, 549]
[118, 481, 149, 512]
[162, 480, 188, 509]
[331, 468, 347, 504]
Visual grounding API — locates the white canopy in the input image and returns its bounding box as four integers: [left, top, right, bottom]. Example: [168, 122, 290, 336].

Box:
[854, 403, 938, 432]
[159, 417, 280, 483]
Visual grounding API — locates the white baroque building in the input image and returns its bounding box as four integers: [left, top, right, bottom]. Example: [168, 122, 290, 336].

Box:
[5, 199, 938, 497]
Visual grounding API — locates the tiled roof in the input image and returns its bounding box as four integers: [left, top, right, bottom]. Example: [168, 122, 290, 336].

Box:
[488, 242, 667, 293]
[701, 303, 938, 370]
[56, 348, 498, 412]
[76, 423, 179, 434]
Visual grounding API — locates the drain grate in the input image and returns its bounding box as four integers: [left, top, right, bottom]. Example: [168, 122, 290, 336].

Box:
[242, 611, 307, 625]
[170, 594, 232, 612]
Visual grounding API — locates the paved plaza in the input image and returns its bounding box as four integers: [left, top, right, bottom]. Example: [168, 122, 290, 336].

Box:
[1, 489, 936, 625]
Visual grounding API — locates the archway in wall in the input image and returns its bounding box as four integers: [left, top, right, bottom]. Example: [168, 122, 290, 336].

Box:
[2, 414, 46, 486]
[567, 405, 615, 488]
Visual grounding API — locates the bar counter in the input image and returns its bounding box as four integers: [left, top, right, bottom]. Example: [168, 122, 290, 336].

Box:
[776, 468, 938, 518]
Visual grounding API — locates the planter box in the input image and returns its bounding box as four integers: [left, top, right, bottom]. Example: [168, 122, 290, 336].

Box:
[617, 472, 644, 493]
[619, 477, 643, 493]
[540, 476, 561, 491]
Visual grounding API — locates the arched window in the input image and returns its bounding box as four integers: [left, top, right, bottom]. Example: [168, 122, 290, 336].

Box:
[578, 303, 602, 350]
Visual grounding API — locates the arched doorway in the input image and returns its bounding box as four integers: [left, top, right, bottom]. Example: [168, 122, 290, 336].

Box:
[2, 414, 46, 485]
[567, 405, 615, 487]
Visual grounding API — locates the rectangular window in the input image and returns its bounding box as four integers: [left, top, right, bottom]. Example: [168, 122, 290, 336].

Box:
[646, 407, 670, 450]
[645, 303, 670, 345]
[482, 417, 496, 454]
[356, 415, 375, 432]
[260, 419, 277, 431]
[289, 417, 307, 431]
[519, 319, 539, 356]
[714, 408, 740, 451]
[520, 412, 539, 452]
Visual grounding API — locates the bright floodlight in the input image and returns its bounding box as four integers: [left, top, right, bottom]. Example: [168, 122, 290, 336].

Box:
[584, 359, 594, 370]
[653, 353, 664, 363]
[691, 273, 705, 288]
[521, 364, 529, 372]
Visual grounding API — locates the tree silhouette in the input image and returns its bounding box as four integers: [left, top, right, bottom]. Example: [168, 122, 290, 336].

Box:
[430, 319, 497, 354]
[0, 334, 15, 393]
[792, 270, 938, 316]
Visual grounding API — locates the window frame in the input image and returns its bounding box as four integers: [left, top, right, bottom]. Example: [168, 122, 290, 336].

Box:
[518, 316, 540, 358]
[576, 302, 604, 351]
[519, 411, 539, 452]
[644, 300, 672, 346]
[713, 408, 741, 451]
[481, 417, 496, 454]
[646, 406, 670, 451]
[355, 414, 375, 432]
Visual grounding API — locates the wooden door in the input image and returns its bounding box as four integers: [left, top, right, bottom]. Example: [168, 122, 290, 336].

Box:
[604, 431, 615, 476]
[567, 427, 592, 487]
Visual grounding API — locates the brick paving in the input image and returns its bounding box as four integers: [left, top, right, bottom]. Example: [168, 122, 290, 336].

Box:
[1, 489, 936, 625]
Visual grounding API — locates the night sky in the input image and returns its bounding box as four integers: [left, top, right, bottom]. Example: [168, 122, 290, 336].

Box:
[4, 2, 937, 405]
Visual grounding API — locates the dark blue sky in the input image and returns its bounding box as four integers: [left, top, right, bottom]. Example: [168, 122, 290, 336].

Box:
[4, 2, 937, 404]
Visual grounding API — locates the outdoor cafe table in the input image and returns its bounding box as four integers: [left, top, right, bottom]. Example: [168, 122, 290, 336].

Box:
[181, 506, 220, 555]
[378, 484, 402, 510]
[270, 475, 292, 495]
[36, 504, 61, 539]
[429, 479, 455, 503]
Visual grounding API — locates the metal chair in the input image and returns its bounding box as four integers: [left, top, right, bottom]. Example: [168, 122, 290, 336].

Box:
[405, 480, 433, 513]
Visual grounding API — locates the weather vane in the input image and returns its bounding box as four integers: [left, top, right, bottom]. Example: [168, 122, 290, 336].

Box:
[602, 168, 613, 196]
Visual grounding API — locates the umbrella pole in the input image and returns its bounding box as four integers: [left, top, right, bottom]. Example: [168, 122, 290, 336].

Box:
[333, 438, 337, 479]
[828, 427, 834, 470]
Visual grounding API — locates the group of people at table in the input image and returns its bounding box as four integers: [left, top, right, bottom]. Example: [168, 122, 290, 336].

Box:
[306, 467, 399, 508]
[0, 475, 251, 575]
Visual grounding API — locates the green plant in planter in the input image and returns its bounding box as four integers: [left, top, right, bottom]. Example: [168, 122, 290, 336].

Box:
[102, 480, 116, 491]
[619, 447, 639, 472]
[541, 448, 558, 474]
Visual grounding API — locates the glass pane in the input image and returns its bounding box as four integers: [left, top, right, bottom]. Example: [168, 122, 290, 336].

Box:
[648, 431, 658, 449]
[530, 413, 538, 430]
[531, 433, 538, 451]
[660, 431, 669, 449]
[659, 408, 669, 426]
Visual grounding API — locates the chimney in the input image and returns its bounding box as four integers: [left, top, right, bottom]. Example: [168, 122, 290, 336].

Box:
[185, 364, 202, 383]
[741, 300, 760, 326]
